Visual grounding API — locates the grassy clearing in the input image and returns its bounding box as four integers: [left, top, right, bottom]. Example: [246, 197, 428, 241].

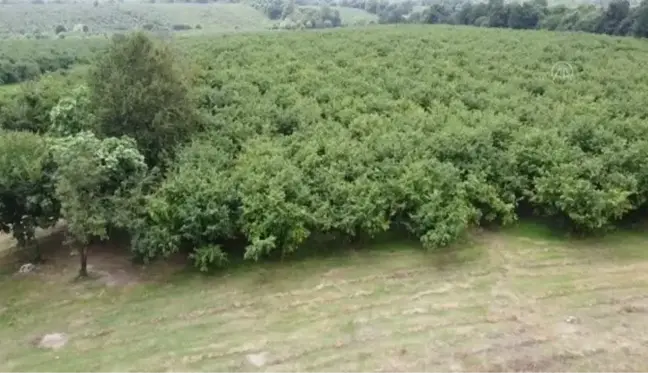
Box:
[120, 3, 271, 32]
[2, 223, 648, 371]
[331, 6, 378, 24]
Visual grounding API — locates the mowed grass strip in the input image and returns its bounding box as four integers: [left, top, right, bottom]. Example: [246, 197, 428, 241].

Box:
[3, 222, 648, 371]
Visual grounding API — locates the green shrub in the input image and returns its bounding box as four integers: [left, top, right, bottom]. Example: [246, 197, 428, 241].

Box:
[0, 130, 60, 261]
[133, 26, 648, 270]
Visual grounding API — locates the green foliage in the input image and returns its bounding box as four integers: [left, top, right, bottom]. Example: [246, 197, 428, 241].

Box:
[272, 4, 343, 28]
[0, 74, 74, 133]
[130, 26, 648, 271]
[507, 2, 542, 29]
[402, 0, 648, 39]
[51, 132, 147, 244]
[51, 132, 147, 275]
[131, 138, 237, 269]
[189, 244, 228, 271]
[234, 137, 313, 258]
[49, 84, 94, 136]
[88, 31, 197, 168]
[6, 23, 648, 274]
[597, 0, 630, 34]
[0, 37, 103, 85]
[631, 0, 648, 36]
[0, 130, 60, 260]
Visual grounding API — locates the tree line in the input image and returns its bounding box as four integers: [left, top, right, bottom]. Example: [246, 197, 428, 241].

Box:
[250, 0, 343, 29]
[242, 0, 648, 37]
[359, 0, 648, 38]
[0, 38, 103, 86]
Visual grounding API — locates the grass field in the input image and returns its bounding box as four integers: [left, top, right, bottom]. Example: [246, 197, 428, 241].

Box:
[120, 3, 271, 32]
[0, 2, 270, 37]
[3, 223, 648, 371]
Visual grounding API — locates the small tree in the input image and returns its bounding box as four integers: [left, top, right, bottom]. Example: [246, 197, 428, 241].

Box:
[0, 131, 60, 262]
[88, 31, 197, 169]
[52, 133, 147, 277]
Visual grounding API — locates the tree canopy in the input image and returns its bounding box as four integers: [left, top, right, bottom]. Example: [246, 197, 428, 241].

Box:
[0, 130, 59, 261]
[3, 25, 648, 274]
[51, 132, 147, 276]
[88, 31, 196, 168]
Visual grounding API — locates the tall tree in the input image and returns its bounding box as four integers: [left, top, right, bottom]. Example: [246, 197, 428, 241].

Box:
[631, 0, 648, 37]
[507, 2, 541, 29]
[597, 0, 630, 34]
[487, 0, 509, 27]
[88, 32, 197, 169]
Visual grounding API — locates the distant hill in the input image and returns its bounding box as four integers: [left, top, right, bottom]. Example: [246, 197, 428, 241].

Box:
[0, 2, 270, 38]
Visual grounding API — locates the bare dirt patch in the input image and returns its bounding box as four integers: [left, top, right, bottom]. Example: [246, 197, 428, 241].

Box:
[2, 224, 189, 288]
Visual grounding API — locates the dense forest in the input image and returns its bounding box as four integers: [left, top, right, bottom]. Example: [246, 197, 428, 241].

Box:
[1, 25, 648, 275]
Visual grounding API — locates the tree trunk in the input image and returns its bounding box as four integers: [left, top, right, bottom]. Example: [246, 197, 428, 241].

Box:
[33, 240, 43, 264]
[78, 246, 88, 277]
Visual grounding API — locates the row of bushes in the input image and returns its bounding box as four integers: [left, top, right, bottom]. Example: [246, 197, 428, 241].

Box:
[3, 27, 648, 274]
[0, 54, 78, 84]
[251, 0, 343, 28]
[0, 38, 103, 85]
[147, 27, 648, 268]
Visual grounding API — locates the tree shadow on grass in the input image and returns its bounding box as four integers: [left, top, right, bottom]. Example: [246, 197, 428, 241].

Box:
[0, 225, 68, 277]
[200, 225, 490, 282]
[493, 216, 648, 263]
